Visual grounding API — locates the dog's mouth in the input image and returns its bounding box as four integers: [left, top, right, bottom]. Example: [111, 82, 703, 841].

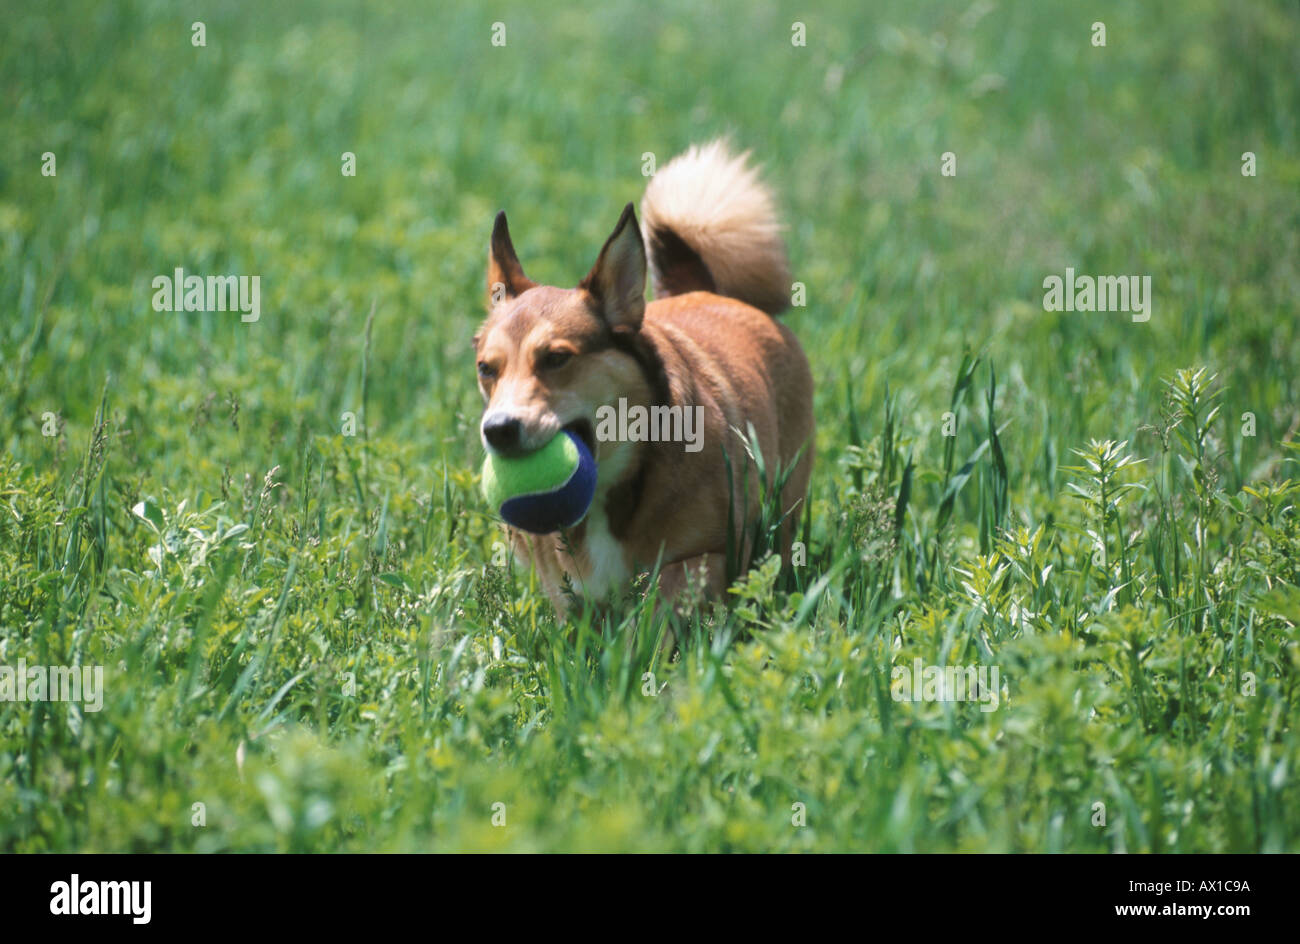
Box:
[563, 419, 596, 456]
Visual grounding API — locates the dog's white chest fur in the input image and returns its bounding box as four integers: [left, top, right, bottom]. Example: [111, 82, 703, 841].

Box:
[580, 507, 630, 600]
[580, 443, 633, 598]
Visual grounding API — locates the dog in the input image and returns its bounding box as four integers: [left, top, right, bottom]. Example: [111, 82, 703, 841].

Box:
[473, 140, 814, 616]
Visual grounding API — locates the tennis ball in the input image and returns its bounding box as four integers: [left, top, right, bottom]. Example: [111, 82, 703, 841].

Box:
[481, 428, 597, 534]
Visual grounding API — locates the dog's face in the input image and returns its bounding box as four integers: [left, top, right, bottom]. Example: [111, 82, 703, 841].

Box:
[473, 206, 651, 461]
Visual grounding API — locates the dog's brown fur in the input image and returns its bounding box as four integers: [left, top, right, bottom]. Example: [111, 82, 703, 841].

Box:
[473, 141, 814, 615]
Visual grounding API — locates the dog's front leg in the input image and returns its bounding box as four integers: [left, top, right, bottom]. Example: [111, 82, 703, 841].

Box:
[656, 553, 729, 611]
[649, 553, 727, 656]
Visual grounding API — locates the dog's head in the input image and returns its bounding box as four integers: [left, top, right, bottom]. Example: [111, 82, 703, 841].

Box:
[473, 204, 654, 461]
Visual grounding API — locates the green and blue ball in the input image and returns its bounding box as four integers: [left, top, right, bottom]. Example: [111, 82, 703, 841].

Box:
[481, 429, 597, 534]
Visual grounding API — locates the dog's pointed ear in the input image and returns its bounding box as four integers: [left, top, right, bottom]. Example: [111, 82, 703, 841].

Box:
[487, 211, 536, 309]
[580, 203, 646, 334]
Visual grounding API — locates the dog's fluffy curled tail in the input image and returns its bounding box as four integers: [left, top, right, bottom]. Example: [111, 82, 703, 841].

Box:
[640, 140, 791, 315]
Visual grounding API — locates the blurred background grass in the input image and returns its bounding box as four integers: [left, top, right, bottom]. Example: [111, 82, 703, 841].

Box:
[1, 0, 1298, 852]
[5, 0, 1297, 482]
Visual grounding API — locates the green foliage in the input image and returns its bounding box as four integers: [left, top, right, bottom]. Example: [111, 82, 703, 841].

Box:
[1, 0, 1298, 852]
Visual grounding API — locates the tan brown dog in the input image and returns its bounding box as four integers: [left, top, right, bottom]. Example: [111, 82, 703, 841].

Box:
[474, 141, 814, 616]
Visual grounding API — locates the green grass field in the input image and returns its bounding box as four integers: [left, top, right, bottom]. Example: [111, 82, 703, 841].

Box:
[2, 0, 1298, 852]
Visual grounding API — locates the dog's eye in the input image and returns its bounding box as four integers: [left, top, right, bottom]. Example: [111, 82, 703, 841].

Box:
[477, 361, 497, 380]
[540, 350, 574, 371]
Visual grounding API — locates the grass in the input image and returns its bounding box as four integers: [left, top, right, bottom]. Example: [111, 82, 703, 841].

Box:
[1, 0, 1298, 852]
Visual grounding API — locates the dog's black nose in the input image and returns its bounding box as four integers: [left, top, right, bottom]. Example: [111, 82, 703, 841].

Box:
[482, 414, 523, 453]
